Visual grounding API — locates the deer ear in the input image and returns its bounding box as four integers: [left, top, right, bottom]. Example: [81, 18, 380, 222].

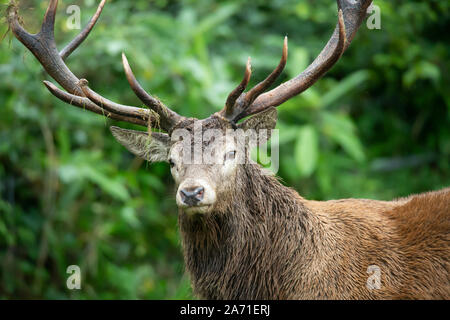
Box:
[237, 107, 277, 132]
[110, 126, 170, 163]
[237, 107, 277, 144]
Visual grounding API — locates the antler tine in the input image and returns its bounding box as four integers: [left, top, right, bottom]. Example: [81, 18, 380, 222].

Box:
[121, 53, 184, 130]
[43, 81, 153, 126]
[224, 57, 252, 117]
[60, 0, 106, 61]
[78, 79, 153, 121]
[233, 0, 372, 121]
[40, 0, 58, 36]
[7, 0, 81, 95]
[243, 36, 288, 107]
[219, 38, 287, 121]
[6, 0, 175, 129]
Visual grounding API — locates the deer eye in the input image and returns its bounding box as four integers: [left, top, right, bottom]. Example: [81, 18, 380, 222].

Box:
[224, 151, 236, 162]
[169, 159, 175, 168]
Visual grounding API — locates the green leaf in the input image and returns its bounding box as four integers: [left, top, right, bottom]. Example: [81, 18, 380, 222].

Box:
[287, 47, 310, 79]
[295, 125, 319, 177]
[277, 124, 300, 144]
[193, 3, 239, 36]
[403, 61, 440, 87]
[321, 112, 365, 162]
[82, 166, 131, 202]
[321, 70, 370, 108]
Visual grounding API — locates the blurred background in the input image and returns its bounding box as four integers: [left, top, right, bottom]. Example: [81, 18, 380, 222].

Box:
[0, 0, 448, 299]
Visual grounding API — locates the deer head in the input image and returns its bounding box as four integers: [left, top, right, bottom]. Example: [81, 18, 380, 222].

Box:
[6, 0, 373, 215]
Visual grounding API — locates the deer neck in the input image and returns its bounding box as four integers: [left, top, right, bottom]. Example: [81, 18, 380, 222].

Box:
[178, 164, 326, 299]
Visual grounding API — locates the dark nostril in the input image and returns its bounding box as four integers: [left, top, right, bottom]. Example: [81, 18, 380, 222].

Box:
[180, 186, 205, 206]
[194, 187, 204, 199]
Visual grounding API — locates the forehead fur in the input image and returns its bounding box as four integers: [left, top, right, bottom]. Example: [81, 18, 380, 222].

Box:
[169, 114, 235, 153]
[168, 108, 277, 146]
[169, 114, 232, 137]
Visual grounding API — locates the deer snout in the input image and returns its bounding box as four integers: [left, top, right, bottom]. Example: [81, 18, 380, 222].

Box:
[176, 179, 216, 213]
[180, 186, 204, 206]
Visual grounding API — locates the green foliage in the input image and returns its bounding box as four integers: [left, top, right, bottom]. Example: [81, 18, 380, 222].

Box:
[0, 0, 449, 299]
[295, 125, 318, 177]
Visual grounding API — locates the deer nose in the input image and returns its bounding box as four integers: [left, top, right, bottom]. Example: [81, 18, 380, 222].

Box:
[180, 186, 205, 206]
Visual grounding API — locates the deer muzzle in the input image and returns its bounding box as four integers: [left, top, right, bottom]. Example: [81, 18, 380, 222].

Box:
[176, 179, 216, 214]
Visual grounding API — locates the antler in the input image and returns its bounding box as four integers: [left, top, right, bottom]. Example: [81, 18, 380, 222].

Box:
[6, 0, 183, 131]
[7, 0, 372, 130]
[222, 0, 373, 122]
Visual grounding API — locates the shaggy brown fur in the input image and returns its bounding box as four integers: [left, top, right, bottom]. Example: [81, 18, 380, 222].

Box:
[179, 164, 450, 299]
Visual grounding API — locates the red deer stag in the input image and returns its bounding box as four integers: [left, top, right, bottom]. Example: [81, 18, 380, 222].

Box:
[6, 0, 449, 299]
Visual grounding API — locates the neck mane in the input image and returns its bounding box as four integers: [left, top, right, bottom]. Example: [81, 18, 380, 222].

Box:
[178, 164, 323, 299]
